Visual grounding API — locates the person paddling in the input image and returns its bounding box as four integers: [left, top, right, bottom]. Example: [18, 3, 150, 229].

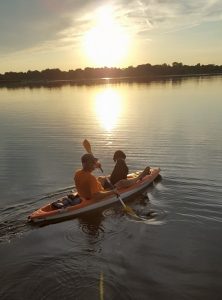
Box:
[74, 153, 117, 201]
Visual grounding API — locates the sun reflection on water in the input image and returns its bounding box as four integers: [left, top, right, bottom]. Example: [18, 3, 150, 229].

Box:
[94, 89, 122, 131]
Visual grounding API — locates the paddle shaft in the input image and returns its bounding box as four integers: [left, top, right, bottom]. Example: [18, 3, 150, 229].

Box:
[101, 170, 127, 209]
[82, 139, 103, 172]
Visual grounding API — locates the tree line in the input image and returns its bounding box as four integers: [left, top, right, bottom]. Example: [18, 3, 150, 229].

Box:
[0, 62, 222, 83]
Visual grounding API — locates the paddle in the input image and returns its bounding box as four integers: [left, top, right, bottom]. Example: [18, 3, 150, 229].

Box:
[82, 139, 141, 218]
[82, 139, 103, 172]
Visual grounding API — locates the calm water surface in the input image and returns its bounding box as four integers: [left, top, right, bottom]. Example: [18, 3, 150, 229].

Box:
[0, 76, 222, 299]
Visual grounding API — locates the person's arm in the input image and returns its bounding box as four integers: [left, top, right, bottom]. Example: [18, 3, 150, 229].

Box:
[89, 175, 118, 201]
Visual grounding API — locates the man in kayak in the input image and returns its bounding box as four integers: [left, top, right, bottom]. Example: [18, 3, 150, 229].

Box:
[74, 153, 118, 201]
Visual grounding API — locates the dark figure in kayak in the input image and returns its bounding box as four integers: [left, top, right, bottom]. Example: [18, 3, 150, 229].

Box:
[99, 150, 151, 189]
[74, 153, 117, 201]
[97, 150, 128, 189]
[112, 150, 151, 188]
[110, 150, 128, 185]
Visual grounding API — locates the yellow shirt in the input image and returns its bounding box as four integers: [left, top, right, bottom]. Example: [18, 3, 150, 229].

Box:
[74, 169, 104, 199]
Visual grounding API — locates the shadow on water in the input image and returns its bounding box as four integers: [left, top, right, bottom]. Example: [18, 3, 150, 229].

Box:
[78, 212, 105, 238]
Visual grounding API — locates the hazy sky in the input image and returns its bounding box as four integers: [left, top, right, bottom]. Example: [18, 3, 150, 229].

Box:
[0, 0, 222, 73]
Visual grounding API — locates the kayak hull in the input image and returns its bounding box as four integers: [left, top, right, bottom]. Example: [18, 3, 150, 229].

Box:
[28, 168, 160, 223]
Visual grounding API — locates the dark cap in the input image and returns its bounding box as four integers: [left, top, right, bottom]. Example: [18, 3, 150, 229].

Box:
[113, 150, 126, 161]
[81, 153, 98, 164]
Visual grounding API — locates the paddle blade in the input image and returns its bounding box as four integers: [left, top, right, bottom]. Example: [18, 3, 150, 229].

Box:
[116, 194, 140, 218]
[124, 205, 137, 216]
[83, 139, 92, 154]
[123, 203, 145, 220]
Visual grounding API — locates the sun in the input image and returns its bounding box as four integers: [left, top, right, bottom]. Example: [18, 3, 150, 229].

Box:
[83, 6, 130, 67]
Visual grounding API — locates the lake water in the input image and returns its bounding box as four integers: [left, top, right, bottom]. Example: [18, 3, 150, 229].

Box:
[0, 76, 222, 299]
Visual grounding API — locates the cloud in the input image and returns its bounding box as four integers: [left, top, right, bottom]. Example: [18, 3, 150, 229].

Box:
[115, 0, 222, 36]
[0, 0, 103, 53]
[0, 0, 221, 55]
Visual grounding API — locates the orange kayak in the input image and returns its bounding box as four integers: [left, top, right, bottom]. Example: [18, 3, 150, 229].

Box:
[28, 168, 161, 223]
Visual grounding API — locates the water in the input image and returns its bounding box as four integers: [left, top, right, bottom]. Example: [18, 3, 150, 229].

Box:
[0, 76, 222, 299]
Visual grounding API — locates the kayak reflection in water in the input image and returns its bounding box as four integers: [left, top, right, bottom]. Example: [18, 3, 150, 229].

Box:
[98, 150, 151, 189]
[74, 153, 117, 201]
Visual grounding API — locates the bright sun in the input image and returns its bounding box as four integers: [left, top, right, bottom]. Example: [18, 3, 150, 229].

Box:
[83, 6, 130, 67]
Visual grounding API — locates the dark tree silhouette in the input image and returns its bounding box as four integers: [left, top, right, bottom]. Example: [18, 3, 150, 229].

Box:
[0, 62, 222, 85]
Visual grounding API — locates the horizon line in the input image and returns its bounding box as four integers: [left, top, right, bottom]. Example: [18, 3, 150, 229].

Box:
[1, 62, 222, 75]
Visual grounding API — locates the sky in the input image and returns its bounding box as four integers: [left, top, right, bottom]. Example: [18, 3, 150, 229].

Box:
[0, 0, 222, 73]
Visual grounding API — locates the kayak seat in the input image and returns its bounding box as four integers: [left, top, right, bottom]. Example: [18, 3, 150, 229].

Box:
[52, 194, 81, 209]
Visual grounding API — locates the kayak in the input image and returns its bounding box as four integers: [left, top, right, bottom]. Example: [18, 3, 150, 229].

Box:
[28, 167, 161, 223]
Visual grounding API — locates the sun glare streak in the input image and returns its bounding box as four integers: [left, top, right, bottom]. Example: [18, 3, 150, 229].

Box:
[83, 6, 130, 66]
[94, 89, 122, 131]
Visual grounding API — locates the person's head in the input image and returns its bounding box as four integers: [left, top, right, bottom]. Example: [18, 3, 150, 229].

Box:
[113, 150, 126, 162]
[81, 153, 98, 171]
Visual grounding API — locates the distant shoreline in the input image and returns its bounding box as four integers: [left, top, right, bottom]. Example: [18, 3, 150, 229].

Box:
[1, 62, 222, 88]
[0, 72, 222, 88]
